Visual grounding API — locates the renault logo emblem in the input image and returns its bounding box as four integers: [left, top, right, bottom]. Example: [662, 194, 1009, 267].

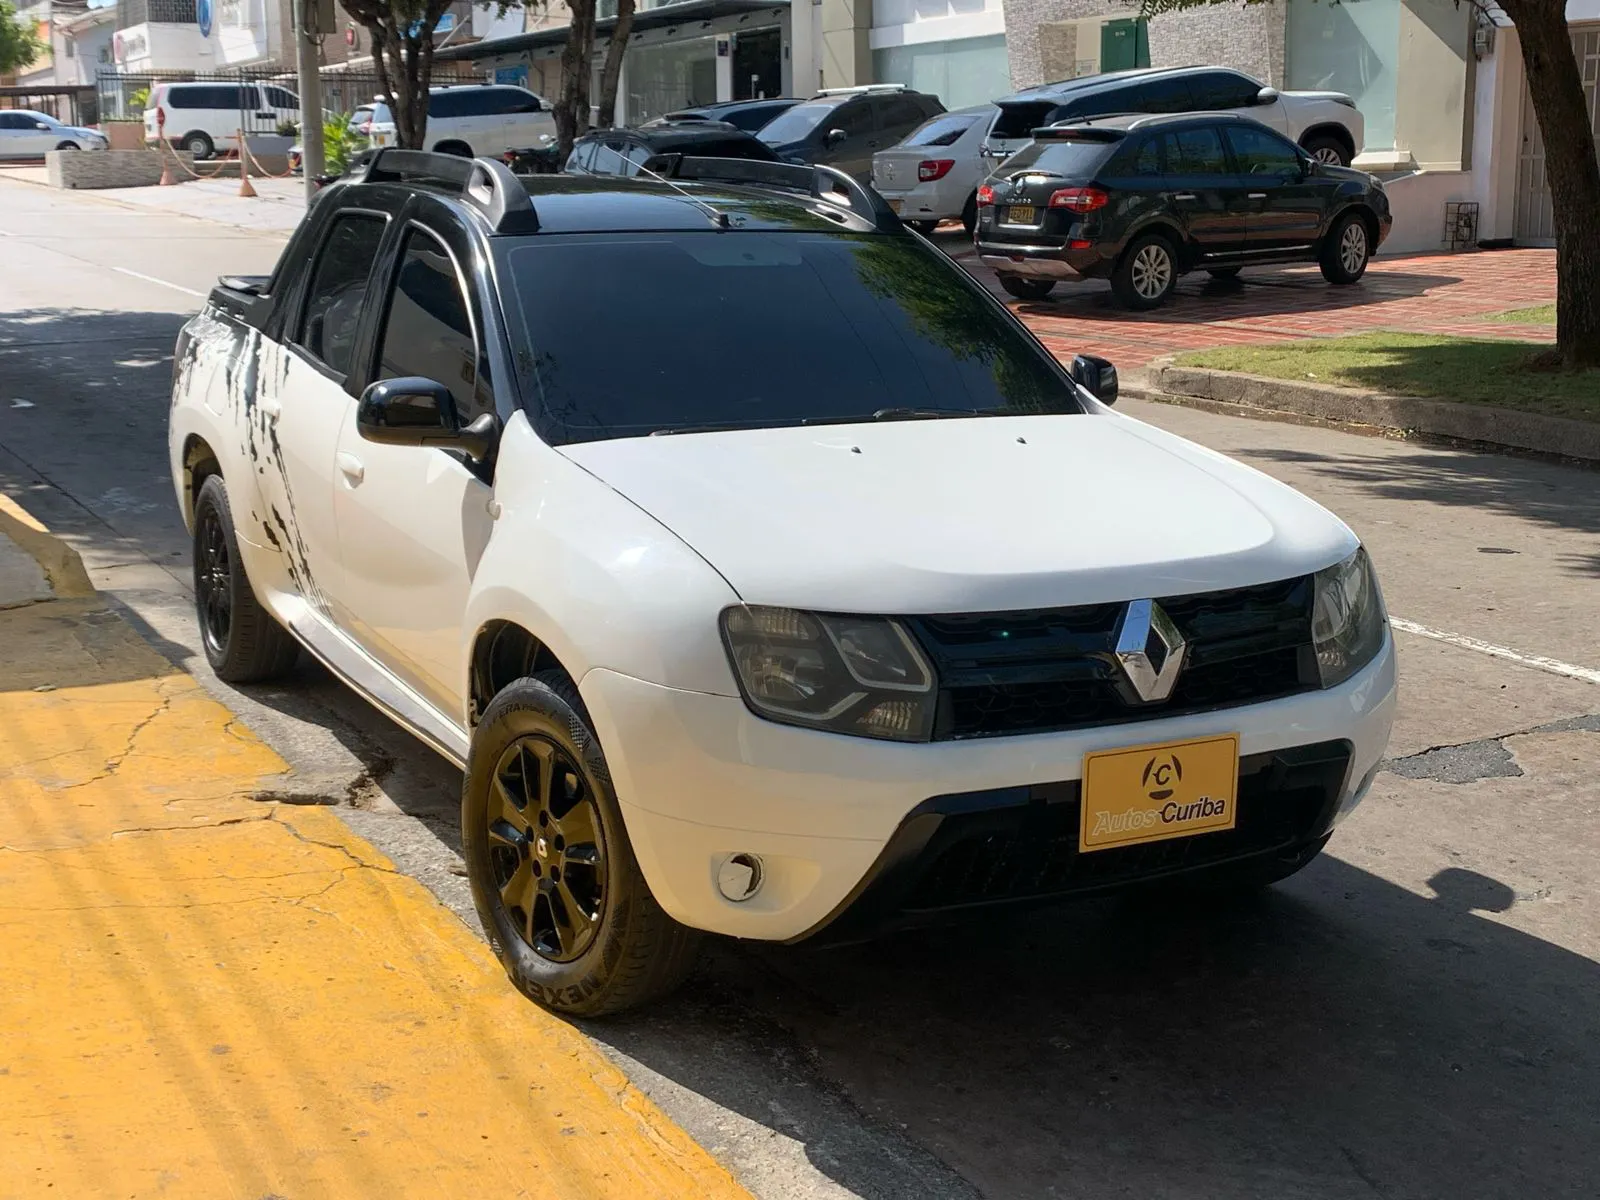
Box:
[1113, 599, 1187, 703]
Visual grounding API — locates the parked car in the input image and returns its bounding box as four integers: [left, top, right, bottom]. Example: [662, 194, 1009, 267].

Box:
[367, 86, 556, 157]
[169, 146, 1395, 1017]
[984, 66, 1365, 169]
[643, 97, 802, 133]
[975, 112, 1391, 307]
[144, 82, 300, 159]
[562, 121, 782, 175]
[0, 109, 107, 158]
[757, 84, 946, 180]
[870, 104, 996, 234]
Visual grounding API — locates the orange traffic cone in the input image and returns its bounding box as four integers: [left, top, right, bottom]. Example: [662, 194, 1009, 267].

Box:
[236, 131, 258, 198]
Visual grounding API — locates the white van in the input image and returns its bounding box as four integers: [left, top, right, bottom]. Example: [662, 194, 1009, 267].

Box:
[145, 82, 300, 159]
[366, 85, 555, 157]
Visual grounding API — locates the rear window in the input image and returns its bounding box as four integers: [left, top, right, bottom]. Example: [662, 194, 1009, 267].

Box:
[998, 137, 1118, 176]
[990, 101, 1057, 140]
[501, 233, 1081, 443]
[904, 113, 979, 147]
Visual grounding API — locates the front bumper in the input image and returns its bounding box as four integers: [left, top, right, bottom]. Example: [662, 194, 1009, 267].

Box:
[579, 634, 1397, 942]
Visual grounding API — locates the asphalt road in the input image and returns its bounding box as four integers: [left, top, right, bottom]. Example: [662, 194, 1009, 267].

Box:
[3, 177, 1597, 1200]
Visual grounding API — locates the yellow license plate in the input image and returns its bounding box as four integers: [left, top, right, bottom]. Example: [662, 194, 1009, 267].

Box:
[1006, 204, 1037, 225]
[1080, 734, 1239, 853]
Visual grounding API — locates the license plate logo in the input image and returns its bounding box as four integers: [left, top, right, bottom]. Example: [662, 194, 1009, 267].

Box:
[1006, 204, 1037, 225]
[1080, 734, 1239, 852]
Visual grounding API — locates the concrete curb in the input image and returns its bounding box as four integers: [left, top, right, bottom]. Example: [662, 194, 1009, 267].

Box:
[1149, 361, 1600, 463]
[0, 494, 94, 599]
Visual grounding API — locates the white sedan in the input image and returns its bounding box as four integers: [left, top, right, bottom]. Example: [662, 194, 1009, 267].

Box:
[0, 110, 108, 159]
[870, 104, 996, 235]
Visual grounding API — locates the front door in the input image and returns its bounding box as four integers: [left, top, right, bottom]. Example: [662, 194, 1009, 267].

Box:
[814, 99, 880, 180]
[330, 221, 494, 718]
[258, 208, 391, 613]
[1222, 123, 1324, 251]
[1158, 125, 1250, 256]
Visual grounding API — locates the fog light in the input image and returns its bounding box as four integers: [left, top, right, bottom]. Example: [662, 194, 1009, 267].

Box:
[1334, 762, 1382, 824]
[716, 853, 764, 902]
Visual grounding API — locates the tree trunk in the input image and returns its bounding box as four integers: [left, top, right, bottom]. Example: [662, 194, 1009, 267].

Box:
[554, 0, 597, 155]
[1500, 0, 1600, 367]
[596, 0, 635, 130]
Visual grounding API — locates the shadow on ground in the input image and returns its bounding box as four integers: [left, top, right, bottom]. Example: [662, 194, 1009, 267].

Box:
[604, 855, 1599, 1199]
[1242, 445, 1600, 577]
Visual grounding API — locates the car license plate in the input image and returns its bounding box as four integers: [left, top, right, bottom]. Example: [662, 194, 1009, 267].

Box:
[1079, 734, 1239, 853]
[1005, 204, 1037, 225]
[887, 198, 902, 213]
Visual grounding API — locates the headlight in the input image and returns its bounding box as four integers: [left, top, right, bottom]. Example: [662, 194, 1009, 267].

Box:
[1312, 547, 1386, 688]
[720, 606, 937, 741]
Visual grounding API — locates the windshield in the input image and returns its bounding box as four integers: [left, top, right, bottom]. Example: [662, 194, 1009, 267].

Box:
[757, 102, 837, 144]
[904, 113, 979, 147]
[501, 232, 1082, 444]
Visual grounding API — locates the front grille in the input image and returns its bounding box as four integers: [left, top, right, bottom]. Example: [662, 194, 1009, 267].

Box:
[902, 743, 1346, 911]
[908, 576, 1316, 740]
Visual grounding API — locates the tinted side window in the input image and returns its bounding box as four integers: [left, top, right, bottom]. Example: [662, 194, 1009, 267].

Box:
[501, 88, 543, 113]
[1108, 134, 1162, 176]
[565, 140, 596, 172]
[622, 141, 654, 175]
[1224, 124, 1303, 177]
[164, 88, 196, 109]
[1188, 70, 1261, 110]
[377, 231, 484, 422]
[1164, 127, 1229, 174]
[266, 87, 299, 109]
[428, 90, 465, 119]
[297, 213, 387, 375]
[590, 137, 630, 175]
[831, 101, 876, 137]
[1132, 76, 1194, 114]
[0, 113, 27, 129]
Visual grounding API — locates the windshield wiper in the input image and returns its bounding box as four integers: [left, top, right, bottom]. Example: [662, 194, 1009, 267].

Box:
[649, 409, 1000, 436]
[868, 407, 1002, 421]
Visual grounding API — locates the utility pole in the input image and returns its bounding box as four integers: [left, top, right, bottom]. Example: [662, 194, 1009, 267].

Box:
[294, 0, 325, 203]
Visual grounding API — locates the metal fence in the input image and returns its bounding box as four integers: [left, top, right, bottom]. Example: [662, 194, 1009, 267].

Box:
[0, 86, 98, 126]
[95, 65, 478, 134]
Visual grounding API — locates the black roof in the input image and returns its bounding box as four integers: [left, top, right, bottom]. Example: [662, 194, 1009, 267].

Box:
[997, 65, 1236, 105]
[578, 120, 776, 153]
[1035, 111, 1259, 137]
[338, 149, 892, 236]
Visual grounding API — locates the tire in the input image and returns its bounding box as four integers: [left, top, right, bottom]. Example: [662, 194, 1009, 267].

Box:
[1302, 134, 1351, 167]
[1206, 266, 1242, 280]
[998, 274, 1055, 302]
[463, 671, 701, 1017]
[183, 130, 215, 159]
[907, 219, 939, 235]
[191, 475, 300, 683]
[1111, 232, 1179, 310]
[432, 140, 473, 157]
[1320, 211, 1372, 285]
[55, 141, 80, 151]
[960, 191, 978, 235]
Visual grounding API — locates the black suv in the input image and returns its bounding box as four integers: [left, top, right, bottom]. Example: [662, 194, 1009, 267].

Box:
[644, 97, 802, 133]
[757, 85, 946, 180]
[975, 113, 1391, 308]
[560, 121, 781, 176]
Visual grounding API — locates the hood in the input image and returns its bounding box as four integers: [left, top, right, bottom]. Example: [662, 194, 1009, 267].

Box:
[558, 413, 1356, 615]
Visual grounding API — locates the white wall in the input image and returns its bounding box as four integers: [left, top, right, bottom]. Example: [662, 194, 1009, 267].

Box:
[870, 0, 1005, 48]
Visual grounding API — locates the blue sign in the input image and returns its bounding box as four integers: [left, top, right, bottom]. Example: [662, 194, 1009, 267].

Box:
[495, 65, 529, 88]
[196, 0, 212, 37]
[406, 12, 454, 38]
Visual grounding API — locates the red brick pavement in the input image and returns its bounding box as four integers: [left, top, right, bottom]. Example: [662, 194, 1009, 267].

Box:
[939, 238, 1558, 369]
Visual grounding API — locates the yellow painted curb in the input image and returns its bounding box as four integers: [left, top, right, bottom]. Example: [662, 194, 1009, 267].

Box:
[0, 590, 750, 1196]
[0, 492, 93, 599]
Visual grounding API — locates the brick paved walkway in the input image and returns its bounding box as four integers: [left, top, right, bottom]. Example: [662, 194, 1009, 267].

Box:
[941, 238, 1557, 370]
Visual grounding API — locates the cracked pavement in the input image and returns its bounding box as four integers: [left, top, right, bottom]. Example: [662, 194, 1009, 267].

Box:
[2, 176, 1598, 1199]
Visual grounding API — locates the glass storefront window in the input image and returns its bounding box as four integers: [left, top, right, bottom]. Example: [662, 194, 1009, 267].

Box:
[628, 34, 718, 124]
[1286, 0, 1399, 151]
[871, 34, 1012, 111]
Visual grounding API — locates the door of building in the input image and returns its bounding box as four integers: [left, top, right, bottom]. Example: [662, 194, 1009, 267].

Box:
[1100, 19, 1150, 73]
[1514, 24, 1599, 245]
[733, 27, 783, 99]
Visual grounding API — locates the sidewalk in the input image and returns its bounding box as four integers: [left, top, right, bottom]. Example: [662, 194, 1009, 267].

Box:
[0, 164, 305, 235]
[0, 510, 748, 1198]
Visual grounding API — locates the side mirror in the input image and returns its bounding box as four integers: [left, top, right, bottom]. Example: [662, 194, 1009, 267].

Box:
[1256, 86, 1280, 105]
[824, 127, 848, 148]
[1070, 354, 1119, 406]
[35, 121, 52, 131]
[357, 377, 496, 460]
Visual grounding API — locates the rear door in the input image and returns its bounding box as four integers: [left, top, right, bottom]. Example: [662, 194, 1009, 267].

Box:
[1158, 124, 1250, 256]
[0, 112, 51, 159]
[1222, 122, 1323, 250]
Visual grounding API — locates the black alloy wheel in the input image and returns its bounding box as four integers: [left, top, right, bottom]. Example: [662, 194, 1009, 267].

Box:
[486, 735, 607, 963]
[190, 474, 299, 683]
[195, 500, 233, 658]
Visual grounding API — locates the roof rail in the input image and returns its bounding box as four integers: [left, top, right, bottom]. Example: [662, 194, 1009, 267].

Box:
[814, 83, 908, 96]
[644, 155, 899, 231]
[349, 148, 538, 233]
